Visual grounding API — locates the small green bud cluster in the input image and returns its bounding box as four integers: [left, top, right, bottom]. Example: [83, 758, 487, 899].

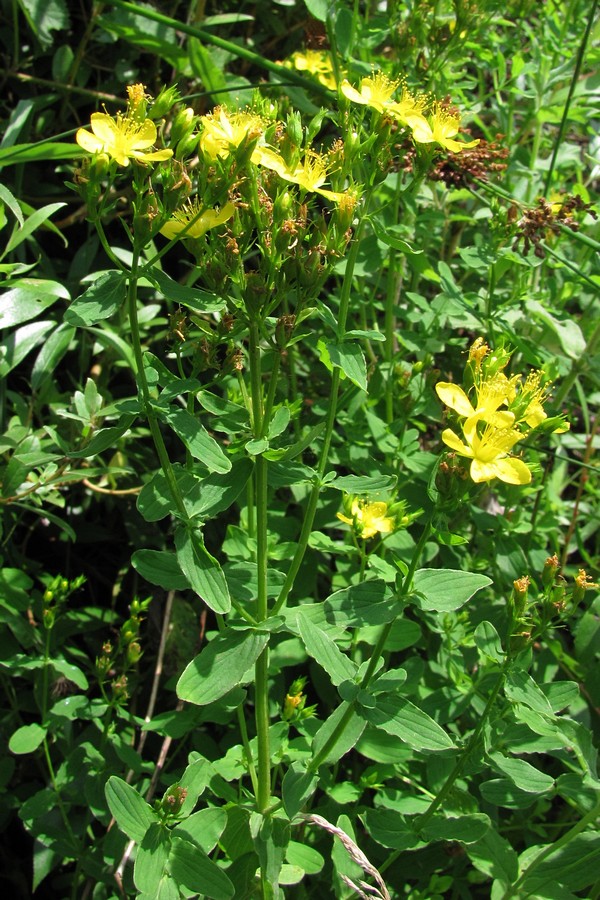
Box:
[508, 556, 597, 652]
[41, 574, 85, 630]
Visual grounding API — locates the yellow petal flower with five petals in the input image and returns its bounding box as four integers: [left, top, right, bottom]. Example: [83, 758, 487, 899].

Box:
[255, 148, 344, 202]
[442, 416, 531, 485]
[76, 112, 172, 167]
[337, 499, 395, 540]
[340, 73, 401, 113]
[409, 105, 479, 153]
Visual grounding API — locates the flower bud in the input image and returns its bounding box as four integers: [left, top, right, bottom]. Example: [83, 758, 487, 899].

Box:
[149, 85, 181, 120]
[127, 641, 142, 665]
[511, 575, 530, 618]
[171, 107, 197, 146]
[161, 784, 188, 817]
[133, 191, 161, 244]
[275, 315, 296, 349]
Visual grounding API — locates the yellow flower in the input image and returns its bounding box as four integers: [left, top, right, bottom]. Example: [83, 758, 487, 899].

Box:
[289, 50, 338, 90]
[340, 72, 400, 113]
[76, 112, 172, 167]
[442, 416, 531, 485]
[255, 147, 344, 202]
[337, 499, 395, 540]
[160, 198, 235, 241]
[198, 107, 266, 160]
[409, 105, 479, 153]
[387, 85, 429, 124]
[510, 371, 548, 429]
[436, 378, 515, 429]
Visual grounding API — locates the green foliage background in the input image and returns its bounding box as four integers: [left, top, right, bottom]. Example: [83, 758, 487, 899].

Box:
[1, 0, 599, 898]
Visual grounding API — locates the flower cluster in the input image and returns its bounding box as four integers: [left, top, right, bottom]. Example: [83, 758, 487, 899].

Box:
[340, 72, 479, 153]
[436, 339, 568, 485]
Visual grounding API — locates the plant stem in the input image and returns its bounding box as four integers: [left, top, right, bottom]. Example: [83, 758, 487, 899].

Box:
[500, 796, 600, 899]
[308, 517, 434, 772]
[271, 212, 369, 616]
[127, 245, 188, 522]
[543, 0, 598, 196]
[248, 318, 271, 813]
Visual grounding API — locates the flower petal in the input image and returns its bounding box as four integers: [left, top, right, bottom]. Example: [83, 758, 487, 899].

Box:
[131, 148, 173, 162]
[441, 428, 472, 457]
[436, 382, 474, 417]
[340, 81, 367, 105]
[76, 127, 103, 154]
[409, 117, 434, 143]
[129, 118, 159, 150]
[472, 456, 532, 485]
[89, 113, 120, 144]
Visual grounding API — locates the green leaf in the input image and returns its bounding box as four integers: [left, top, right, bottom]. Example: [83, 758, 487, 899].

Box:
[68, 417, 136, 458]
[160, 407, 231, 473]
[504, 669, 553, 713]
[138, 875, 180, 900]
[297, 610, 357, 685]
[282, 762, 319, 820]
[17, 0, 69, 48]
[175, 527, 231, 614]
[520, 834, 600, 893]
[50, 658, 88, 690]
[324, 580, 391, 626]
[245, 438, 269, 456]
[138, 460, 252, 523]
[364, 808, 420, 851]
[31, 323, 75, 390]
[480, 778, 539, 809]
[9, 723, 47, 754]
[134, 823, 171, 894]
[267, 407, 291, 440]
[188, 40, 230, 102]
[286, 840, 324, 875]
[526, 299, 586, 359]
[0, 320, 54, 376]
[177, 628, 269, 706]
[132, 549, 190, 591]
[325, 340, 367, 392]
[467, 826, 519, 885]
[169, 836, 234, 898]
[0, 183, 24, 225]
[474, 620, 505, 663]
[311, 701, 365, 766]
[64, 271, 127, 327]
[359, 695, 455, 751]
[150, 268, 225, 313]
[412, 569, 492, 612]
[0, 141, 83, 168]
[488, 751, 555, 794]
[0, 279, 67, 328]
[3, 202, 66, 253]
[371, 220, 424, 255]
[329, 474, 397, 492]
[420, 813, 490, 844]
[105, 776, 158, 842]
[173, 807, 227, 854]
[303, 0, 328, 21]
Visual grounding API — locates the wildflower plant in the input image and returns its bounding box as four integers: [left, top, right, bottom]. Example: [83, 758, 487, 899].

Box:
[3, 3, 599, 898]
